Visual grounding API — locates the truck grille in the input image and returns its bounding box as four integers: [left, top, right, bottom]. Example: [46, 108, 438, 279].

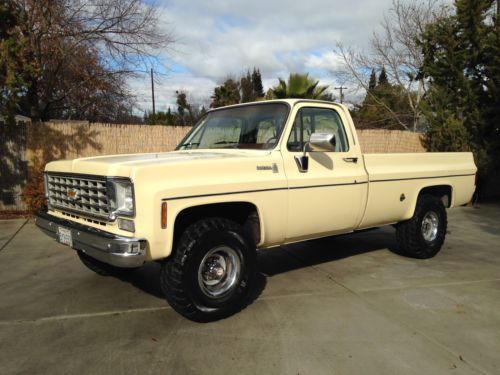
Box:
[47, 174, 110, 219]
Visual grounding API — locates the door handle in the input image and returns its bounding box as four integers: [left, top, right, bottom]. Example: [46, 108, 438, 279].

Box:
[343, 157, 358, 163]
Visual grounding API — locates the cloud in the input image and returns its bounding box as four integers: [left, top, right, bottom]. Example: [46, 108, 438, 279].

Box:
[132, 0, 397, 110]
[305, 51, 344, 72]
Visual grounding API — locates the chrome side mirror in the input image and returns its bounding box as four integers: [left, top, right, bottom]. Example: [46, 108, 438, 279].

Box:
[294, 132, 336, 173]
[309, 132, 336, 152]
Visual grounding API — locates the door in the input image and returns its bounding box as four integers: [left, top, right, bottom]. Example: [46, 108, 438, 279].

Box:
[282, 105, 368, 241]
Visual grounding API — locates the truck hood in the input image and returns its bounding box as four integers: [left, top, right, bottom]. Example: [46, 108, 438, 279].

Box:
[45, 149, 286, 202]
[45, 150, 274, 177]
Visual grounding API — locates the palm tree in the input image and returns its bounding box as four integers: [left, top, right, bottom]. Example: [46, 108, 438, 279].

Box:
[267, 73, 332, 100]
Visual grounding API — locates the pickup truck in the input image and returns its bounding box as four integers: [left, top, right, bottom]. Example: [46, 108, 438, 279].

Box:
[35, 99, 477, 321]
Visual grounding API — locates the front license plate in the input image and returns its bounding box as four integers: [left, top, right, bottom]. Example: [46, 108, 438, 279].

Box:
[57, 226, 73, 247]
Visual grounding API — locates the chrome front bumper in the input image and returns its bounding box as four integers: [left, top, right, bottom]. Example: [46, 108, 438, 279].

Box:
[35, 209, 147, 268]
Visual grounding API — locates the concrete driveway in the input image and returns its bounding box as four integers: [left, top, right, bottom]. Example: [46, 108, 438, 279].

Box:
[1, 204, 499, 374]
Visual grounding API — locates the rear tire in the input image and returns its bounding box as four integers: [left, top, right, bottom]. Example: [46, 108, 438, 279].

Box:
[396, 194, 447, 259]
[160, 217, 257, 322]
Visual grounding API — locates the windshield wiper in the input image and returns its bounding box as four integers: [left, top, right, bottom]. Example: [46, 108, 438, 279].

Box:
[178, 142, 200, 149]
[214, 141, 237, 145]
[213, 141, 239, 148]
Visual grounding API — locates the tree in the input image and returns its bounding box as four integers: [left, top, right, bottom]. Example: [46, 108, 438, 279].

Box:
[240, 71, 254, 103]
[175, 90, 205, 125]
[145, 107, 176, 125]
[0, 0, 32, 124]
[239, 68, 265, 103]
[336, 0, 450, 131]
[251, 68, 265, 98]
[421, 87, 471, 152]
[354, 73, 415, 129]
[210, 79, 241, 108]
[368, 69, 377, 91]
[378, 67, 388, 86]
[418, 0, 500, 174]
[266, 73, 332, 100]
[0, 0, 172, 122]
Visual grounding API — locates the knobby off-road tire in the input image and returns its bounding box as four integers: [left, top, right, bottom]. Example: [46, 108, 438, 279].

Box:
[160, 217, 257, 322]
[77, 250, 136, 276]
[396, 194, 447, 259]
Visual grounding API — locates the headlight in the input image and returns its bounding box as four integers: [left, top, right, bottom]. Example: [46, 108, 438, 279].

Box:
[107, 178, 135, 218]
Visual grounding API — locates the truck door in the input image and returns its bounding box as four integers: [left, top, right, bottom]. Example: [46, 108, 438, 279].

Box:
[282, 104, 368, 242]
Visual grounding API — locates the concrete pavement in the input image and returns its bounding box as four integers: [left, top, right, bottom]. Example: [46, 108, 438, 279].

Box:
[0, 204, 499, 374]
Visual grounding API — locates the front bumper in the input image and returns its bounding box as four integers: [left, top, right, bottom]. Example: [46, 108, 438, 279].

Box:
[35, 209, 147, 268]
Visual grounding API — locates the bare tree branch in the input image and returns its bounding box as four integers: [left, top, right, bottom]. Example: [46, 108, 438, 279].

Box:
[335, 0, 450, 131]
[5, 0, 174, 121]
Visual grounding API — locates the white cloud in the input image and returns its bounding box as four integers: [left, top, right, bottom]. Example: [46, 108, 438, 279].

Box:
[305, 51, 344, 71]
[131, 0, 398, 110]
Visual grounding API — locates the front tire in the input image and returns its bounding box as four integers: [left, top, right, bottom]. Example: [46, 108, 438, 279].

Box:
[396, 194, 447, 259]
[160, 218, 257, 322]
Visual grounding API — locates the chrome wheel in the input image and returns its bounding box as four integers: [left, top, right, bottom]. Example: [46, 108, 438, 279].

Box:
[198, 246, 241, 298]
[421, 211, 439, 242]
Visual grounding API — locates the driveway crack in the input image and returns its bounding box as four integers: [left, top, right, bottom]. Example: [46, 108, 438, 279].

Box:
[0, 218, 29, 253]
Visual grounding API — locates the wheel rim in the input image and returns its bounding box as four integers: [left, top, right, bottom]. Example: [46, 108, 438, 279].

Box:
[197, 246, 241, 298]
[421, 211, 439, 242]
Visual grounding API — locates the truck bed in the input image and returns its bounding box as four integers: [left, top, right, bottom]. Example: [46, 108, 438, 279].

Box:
[358, 152, 476, 229]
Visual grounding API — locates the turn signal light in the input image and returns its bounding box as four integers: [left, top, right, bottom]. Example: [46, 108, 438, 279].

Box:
[161, 202, 167, 229]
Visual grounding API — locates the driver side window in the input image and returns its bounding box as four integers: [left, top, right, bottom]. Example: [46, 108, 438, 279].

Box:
[287, 107, 349, 152]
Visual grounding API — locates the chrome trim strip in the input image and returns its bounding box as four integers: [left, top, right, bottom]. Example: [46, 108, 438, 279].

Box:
[290, 181, 368, 190]
[161, 173, 474, 202]
[370, 173, 476, 183]
[162, 181, 369, 201]
[35, 209, 146, 268]
[164, 187, 287, 201]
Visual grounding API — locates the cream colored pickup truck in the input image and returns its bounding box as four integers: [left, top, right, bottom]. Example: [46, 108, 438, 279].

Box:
[36, 99, 476, 321]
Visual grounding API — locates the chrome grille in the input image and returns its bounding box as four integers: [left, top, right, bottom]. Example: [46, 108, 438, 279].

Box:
[47, 174, 110, 219]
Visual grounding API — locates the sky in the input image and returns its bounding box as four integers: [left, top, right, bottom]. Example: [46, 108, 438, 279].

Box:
[131, 0, 399, 115]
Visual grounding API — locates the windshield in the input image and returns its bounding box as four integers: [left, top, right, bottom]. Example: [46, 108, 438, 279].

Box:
[176, 103, 289, 150]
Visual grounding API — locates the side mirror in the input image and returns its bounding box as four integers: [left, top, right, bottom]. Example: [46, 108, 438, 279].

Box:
[309, 132, 336, 152]
[294, 132, 336, 173]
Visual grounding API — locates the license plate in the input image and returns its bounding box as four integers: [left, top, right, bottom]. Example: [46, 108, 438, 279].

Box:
[57, 226, 73, 247]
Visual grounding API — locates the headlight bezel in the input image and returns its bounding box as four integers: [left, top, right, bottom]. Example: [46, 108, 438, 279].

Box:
[106, 177, 135, 219]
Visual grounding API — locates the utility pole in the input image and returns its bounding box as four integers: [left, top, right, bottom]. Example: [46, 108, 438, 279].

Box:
[497, 0, 499, 34]
[150, 68, 156, 115]
[334, 86, 348, 104]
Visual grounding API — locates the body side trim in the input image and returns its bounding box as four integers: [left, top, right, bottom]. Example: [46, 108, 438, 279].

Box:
[162, 173, 474, 201]
[162, 181, 368, 201]
[370, 173, 475, 183]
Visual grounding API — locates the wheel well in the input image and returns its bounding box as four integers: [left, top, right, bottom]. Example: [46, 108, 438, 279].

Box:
[419, 185, 452, 208]
[173, 202, 261, 246]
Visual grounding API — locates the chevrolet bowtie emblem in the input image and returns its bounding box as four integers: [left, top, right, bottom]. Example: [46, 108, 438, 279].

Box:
[66, 189, 79, 201]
